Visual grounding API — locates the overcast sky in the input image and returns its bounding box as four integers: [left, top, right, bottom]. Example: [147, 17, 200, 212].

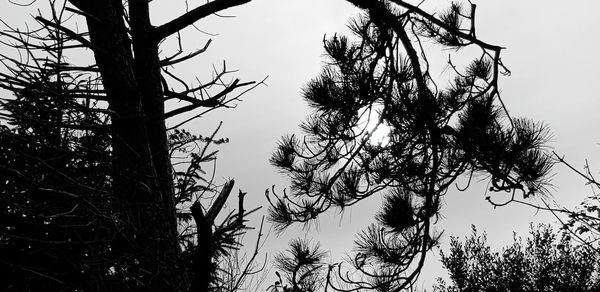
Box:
[3, 0, 600, 289]
[174, 0, 600, 287]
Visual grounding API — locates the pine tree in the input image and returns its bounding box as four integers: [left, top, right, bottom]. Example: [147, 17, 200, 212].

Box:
[269, 1, 553, 290]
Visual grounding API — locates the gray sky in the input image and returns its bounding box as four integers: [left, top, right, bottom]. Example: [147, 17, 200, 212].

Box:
[3, 0, 600, 289]
[176, 0, 600, 287]
[183, 0, 600, 288]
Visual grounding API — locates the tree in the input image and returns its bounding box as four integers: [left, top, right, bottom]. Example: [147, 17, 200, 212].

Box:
[268, 239, 327, 292]
[0, 1, 265, 291]
[493, 153, 600, 257]
[433, 224, 600, 292]
[520, 153, 600, 258]
[0, 38, 114, 291]
[268, 0, 553, 290]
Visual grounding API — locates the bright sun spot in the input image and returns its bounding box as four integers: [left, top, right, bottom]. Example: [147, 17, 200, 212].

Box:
[357, 105, 391, 147]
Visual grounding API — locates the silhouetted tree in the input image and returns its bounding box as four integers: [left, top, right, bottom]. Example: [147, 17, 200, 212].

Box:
[523, 153, 600, 258]
[0, 1, 265, 291]
[493, 154, 600, 258]
[268, 239, 327, 292]
[0, 40, 114, 291]
[433, 224, 600, 292]
[269, 0, 553, 290]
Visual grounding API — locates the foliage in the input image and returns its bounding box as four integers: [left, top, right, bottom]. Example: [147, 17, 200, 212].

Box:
[545, 155, 600, 256]
[0, 1, 264, 291]
[433, 224, 600, 292]
[0, 49, 115, 291]
[268, 0, 553, 290]
[268, 239, 328, 292]
[509, 154, 600, 259]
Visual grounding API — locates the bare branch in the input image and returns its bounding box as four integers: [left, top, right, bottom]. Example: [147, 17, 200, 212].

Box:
[160, 39, 212, 67]
[34, 16, 96, 51]
[163, 78, 255, 119]
[155, 0, 252, 40]
[206, 179, 235, 224]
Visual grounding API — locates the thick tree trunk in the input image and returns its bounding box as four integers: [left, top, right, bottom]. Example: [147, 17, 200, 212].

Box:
[129, 0, 179, 231]
[63, 0, 253, 290]
[77, 0, 187, 291]
[130, 0, 188, 289]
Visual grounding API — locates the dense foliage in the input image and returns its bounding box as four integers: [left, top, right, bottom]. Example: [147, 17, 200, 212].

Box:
[268, 239, 327, 292]
[0, 1, 262, 291]
[434, 224, 600, 292]
[269, 1, 553, 290]
[0, 56, 115, 291]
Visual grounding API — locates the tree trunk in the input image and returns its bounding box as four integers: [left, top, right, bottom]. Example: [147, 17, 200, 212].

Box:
[79, 0, 187, 290]
[61, 0, 254, 290]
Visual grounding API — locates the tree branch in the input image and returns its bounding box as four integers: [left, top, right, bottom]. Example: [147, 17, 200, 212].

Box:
[155, 0, 252, 40]
[387, 0, 503, 51]
[206, 179, 235, 224]
[160, 39, 212, 67]
[163, 79, 254, 119]
[34, 16, 97, 51]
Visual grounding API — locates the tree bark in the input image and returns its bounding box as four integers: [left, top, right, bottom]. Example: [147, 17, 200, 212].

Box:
[76, 0, 186, 291]
[60, 0, 254, 290]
